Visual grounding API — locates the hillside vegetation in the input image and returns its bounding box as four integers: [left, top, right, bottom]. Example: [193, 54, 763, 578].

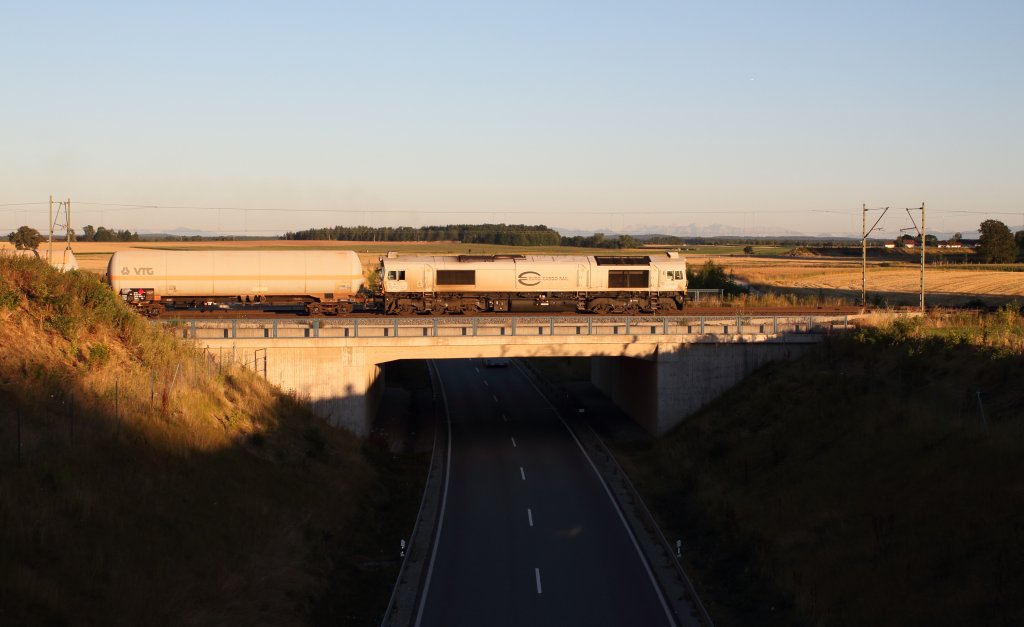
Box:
[0, 255, 387, 626]
[620, 311, 1024, 627]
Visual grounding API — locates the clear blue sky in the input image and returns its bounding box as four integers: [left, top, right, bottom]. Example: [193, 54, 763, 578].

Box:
[2, 1, 1022, 237]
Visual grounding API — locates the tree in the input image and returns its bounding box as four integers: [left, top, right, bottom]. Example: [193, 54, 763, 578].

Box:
[950, 232, 962, 243]
[81, 225, 96, 242]
[743, 245, 754, 254]
[977, 220, 1016, 263]
[93, 227, 115, 242]
[7, 226, 42, 250]
[1016, 231, 1024, 256]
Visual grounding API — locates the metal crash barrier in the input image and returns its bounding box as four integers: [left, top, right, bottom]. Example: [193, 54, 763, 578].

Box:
[159, 314, 854, 341]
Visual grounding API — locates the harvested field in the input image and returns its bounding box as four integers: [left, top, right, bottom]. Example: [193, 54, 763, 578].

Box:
[724, 257, 1024, 305]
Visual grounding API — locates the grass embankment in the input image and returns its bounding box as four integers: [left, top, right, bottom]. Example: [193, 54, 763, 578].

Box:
[0, 255, 401, 626]
[619, 312, 1024, 627]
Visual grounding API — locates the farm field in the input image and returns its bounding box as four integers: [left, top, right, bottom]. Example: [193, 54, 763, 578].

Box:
[3, 240, 779, 275]
[720, 257, 1024, 305]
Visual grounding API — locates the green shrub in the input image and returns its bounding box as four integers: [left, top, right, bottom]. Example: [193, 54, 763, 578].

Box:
[88, 343, 111, 367]
[0, 282, 19, 310]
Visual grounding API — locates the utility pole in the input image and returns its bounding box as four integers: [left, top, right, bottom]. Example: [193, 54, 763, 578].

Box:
[46, 197, 73, 267]
[920, 202, 926, 313]
[48, 195, 54, 263]
[861, 205, 889, 305]
[903, 203, 926, 313]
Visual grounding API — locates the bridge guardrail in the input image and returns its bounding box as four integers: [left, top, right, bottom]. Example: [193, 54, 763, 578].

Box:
[160, 314, 852, 341]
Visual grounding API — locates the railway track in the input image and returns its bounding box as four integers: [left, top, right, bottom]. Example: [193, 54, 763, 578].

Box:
[155, 305, 869, 320]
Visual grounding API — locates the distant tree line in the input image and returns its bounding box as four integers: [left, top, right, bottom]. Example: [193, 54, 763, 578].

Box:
[558, 232, 640, 249]
[283, 224, 562, 246]
[78, 225, 140, 242]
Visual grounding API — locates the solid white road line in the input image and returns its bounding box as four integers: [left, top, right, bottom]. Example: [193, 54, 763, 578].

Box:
[527, 508, 534, 527]
[512, 361, 678, 627]
[520, 467, 526, 481]
[413, 362, 455, 627]
[511, 436, 517, 448]
[535, 568, 543, 594]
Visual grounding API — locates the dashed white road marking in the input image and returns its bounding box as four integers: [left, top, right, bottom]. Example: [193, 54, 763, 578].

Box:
[475, 367, 480, 373]
[484, 380, 489, 387]
[492, 395, 498, 403]
[535, 568, 543, 594]
[511, 436, 517, 448]
[520, 467, 526, 481]
[527, 508, 534, 527]
[502, 414, 507, 422]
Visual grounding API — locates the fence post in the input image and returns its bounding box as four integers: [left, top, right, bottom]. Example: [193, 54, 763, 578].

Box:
[354, 319, 359, 338]
[433, 318, 438, 337]
[231, 319, 237, 339]
[699, 316, 705, 334]
[394, 318, 399, 338]
[69, 390, 74, 447]
[550, 317, 555, 336]
[588, 316, 593, 335]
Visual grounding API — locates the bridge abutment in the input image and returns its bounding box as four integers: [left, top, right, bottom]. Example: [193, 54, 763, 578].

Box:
[592, 342, 815, 435]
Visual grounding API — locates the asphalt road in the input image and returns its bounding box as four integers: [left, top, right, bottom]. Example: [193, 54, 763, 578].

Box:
[416, 359, 675, 627]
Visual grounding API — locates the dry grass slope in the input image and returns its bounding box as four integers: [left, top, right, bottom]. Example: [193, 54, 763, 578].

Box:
[0, 255, 382, 626]
[620, 312, 1024, 627]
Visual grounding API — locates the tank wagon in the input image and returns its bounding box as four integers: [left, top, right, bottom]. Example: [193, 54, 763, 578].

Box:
[379, 251, 687, 314]
[108, 250, 366, 316]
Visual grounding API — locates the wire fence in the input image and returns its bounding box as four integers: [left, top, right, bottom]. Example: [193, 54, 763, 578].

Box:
[2, 346, 270, 467]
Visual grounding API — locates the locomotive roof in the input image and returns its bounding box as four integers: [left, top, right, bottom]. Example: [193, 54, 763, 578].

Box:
[381, 252, 683, 265]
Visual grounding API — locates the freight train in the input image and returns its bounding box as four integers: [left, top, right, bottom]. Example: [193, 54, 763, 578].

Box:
[108, 249, 687, 316]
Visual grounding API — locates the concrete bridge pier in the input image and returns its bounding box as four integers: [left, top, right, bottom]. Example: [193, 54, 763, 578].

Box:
[591, 341, 815, 435]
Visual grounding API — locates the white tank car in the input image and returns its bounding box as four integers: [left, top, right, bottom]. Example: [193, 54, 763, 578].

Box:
[380, 251, 686, 314]
[108, 249, 365, 315]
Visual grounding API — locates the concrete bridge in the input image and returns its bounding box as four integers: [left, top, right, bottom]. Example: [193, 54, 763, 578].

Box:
[167, 314, 855, 436]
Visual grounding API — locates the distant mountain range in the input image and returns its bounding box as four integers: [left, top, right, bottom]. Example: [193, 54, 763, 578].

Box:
[554, 223, 1024, 241]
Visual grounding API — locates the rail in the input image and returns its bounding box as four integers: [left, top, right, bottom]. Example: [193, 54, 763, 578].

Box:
[159, 314, 853, 340]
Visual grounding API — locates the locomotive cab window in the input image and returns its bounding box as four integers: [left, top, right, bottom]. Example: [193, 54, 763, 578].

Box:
[437, 270, 476, 285]
[667, 270, 684, 280]
[608, 270, 649, 288]
[387, 270, 406, 280]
